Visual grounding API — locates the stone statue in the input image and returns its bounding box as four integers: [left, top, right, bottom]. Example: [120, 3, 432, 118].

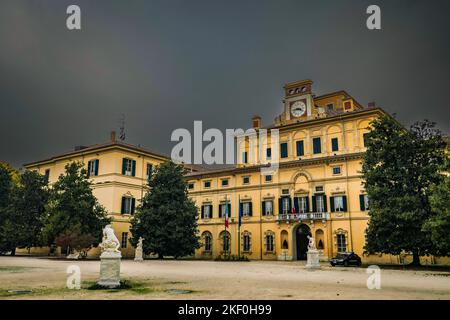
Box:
[99, 224, 121, 254]
[307, 235, 316, 251]
[134, 237, 144, 262]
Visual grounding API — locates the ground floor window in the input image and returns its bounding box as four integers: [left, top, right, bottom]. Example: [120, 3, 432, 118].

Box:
[203, 232, 212, 252]
[263, 200, 273, 215]
[121, 232, 128, 248]
[243, 232, 251, 252]
[337, 234, 347, 252]
[265, 232, 275, 252]
[220, 232, 231, 252]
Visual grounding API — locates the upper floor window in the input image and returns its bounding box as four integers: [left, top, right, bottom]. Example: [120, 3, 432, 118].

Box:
[296, 140, 304, 157]
[327, 103, 334, 111]
[262, 200, 273, 216]
[332, 195, 347, 212]
[122, 158, 136, 176]
[280, 142, 288, 158]
[188, 183, 194, 190]
[44, 169, 50, 182]
[331, 138, 339, 152]
[146, 163, 153, 179]
[265, 175, 272, 183]
[313, 137, 321, 154]
[299, 197, 308, 213]
[337, 234, 347, 252]
[242, 151, 248, 164]
[221, 179, 229, 187]
[360, 194, 370, 211]
[204, 181, 211, 188]
[332, 166, 341, 175]
[363, 133, 369, 147]
[313, 194, 326, 213]
[282, 197, 290, 214]
[266, 148, 272, 160]
[201, 204, 213, 219]
[121, 197, 135, 214]
[88, 159, 99, 177]
[241, 202, 252, 217]
[243, 176, 250, 184]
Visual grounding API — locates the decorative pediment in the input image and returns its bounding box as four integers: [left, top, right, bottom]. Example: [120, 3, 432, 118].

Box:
[294, 188, 309, 195]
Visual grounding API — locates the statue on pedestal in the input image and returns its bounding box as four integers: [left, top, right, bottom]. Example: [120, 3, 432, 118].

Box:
[307, 235, 316, 251]
[98, 225, 122, 288]
[134, 237, 144, 261]
[99, 224, 121, 254]
[306, 235, 320, 269]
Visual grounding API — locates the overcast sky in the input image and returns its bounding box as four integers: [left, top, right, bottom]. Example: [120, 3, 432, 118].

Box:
[1, 0, 449, 168]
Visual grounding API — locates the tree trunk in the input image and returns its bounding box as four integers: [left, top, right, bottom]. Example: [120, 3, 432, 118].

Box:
[410, 249, 421, 267]
[11, 248, 16, 256]
[158, 253, 163, 259]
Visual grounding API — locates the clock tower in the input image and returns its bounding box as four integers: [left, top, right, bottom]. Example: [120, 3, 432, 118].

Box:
[283, 79, 314, 123]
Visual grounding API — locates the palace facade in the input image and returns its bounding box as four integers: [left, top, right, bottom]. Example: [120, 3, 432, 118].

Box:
[21, 79, 447, 265]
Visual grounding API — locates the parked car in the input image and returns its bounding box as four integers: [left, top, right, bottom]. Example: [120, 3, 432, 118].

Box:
[330, 252, 362, 267]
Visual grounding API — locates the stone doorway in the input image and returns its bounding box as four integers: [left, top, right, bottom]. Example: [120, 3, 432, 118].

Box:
[295, 224, 311, 260]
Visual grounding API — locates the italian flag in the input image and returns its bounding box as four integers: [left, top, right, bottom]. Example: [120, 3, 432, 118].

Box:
[225, 197, 229, 228]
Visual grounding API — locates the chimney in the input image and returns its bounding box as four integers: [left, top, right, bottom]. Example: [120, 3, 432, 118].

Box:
[110, 131, 116, 142]
[368, 101, 376, 108]
[252, 116, 262, 129]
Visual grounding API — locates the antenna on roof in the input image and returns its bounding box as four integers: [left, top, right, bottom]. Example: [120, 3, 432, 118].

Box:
[119, 114, 126, 141]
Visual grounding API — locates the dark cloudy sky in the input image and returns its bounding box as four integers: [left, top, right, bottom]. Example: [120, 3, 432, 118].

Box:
[1, 0, 449, 168]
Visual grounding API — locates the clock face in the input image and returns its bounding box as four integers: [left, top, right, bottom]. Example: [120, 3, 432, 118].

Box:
[291, 101, 306, 117]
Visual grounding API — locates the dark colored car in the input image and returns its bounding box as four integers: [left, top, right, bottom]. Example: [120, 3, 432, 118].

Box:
[330, 252, 362, 267]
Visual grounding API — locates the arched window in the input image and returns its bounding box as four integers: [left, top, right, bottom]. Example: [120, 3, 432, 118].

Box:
[220, 231, 231, 253]
[315, 229, 324, 250]
[280, 230, 289, 249]
[202, 231, 212, 252]
[242, 231, 251, 252]
[333, 229, 348, 253]
[264, 231, 275, 253]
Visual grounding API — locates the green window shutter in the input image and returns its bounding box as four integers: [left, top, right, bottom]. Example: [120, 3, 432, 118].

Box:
[312, 196, 317, 212]
[323, 195, 328, 212]
[293, 197, 299, 213]
[359, 195, 365, 211]
[131, 198, 136, 214]
[330, 196, 335, 212]
[278, 198, 283, 214]
[261, 201, 265, 216]
[121, 197, 125, 214]
[304, 197, 310, 212]
[249, 202, 253, 216]
[87, 161, 92, 177]
[95, 159, 99, 176]
[342, 196, 347, 212]
[201, 205, 205, 219]
[219, 204, 222, 218]
[280, 143, 288, 158]
[122, 159, 127, 175]
[287, 197, 292, 213]
[331, 138, 339, 152]
[131, 160, 136, 176]
[210, 205, 214, 218]
[296, 140, 304, 156]
[227, 203, 231, 217]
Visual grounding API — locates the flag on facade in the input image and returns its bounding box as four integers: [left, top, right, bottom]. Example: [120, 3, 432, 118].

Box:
[238, 195, 242, 227]
[291, 199, 297, 214]
[225, 196, 229, 228]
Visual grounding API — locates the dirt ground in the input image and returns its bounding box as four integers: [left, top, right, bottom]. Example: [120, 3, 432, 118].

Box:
[0, 256, 449, 300]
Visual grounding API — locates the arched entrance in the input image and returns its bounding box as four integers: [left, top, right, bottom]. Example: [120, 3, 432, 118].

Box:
[294, 224, 311, 260]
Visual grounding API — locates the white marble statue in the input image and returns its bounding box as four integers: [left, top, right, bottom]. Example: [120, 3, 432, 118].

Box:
[134, 237, 144, 261]
[307, 235, 316, 251]
[99, 224, 121, 253]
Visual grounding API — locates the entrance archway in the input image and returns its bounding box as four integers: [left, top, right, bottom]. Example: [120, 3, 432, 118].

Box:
[294, 224, 311, 260]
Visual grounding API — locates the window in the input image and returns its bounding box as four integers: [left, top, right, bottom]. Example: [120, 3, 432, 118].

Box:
[203, 232, 212, 252]
[313, 137, 321, 154]
[219, 203, 230, 218]
[265, 234, 274, 252]
[296, 140, 304, 157]
[327, 103, 334, 111]
[280, 142, 288, 158]
[146, 163, 153, 179]
[315, 186, 324, 192]
[204, 181, 211, 188]
[299, 197, 308, 213]
[221, 232, 230, 252]
[121, 197, 135, 214]
[243, 233, 251, 252]
[88, 159, 99, 177]
[282, 197, 290, 214]
[337, 234, 347, 252]
[122, 158, 136, 176]
[201, 204, 213, 219]
[121, 232, 128, 248]
[363, 133, 369, 147]
[263, 200, 273, 216]
[331, 138, 339, 152]
[242, 151, 248, 164]
[344, 101, 352, 110]
[332, 166, 341, 175]
[316, 195, 324, 213]
[265, 175, 272, 182]
[243, 176, 250, 184]
[360, 194, 370, 211]
[44, 169, 50, 182]
[242, 202, 251, 216]
[188, 183, 194, 190]
[282, 188, 289, 195]
[334, 196, 344, 212]
[266, 148, 272, 160]
[221, 179, 229, 187]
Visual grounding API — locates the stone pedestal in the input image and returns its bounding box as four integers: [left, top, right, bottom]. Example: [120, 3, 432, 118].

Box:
[305, 249, 321, 269]
[98, 251, 122, 288]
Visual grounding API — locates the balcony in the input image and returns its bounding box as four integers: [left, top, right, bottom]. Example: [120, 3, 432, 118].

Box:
[276, 212, 330, 223]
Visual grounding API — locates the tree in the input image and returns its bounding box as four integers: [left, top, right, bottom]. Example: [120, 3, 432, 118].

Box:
[0, 170, 49, 254]
[363, 116, 446, 266]
[130, 161, 200, 259]
[0, 163, 14, 254]
[43, 162, 110, 256]
[423, 154, 450, 255]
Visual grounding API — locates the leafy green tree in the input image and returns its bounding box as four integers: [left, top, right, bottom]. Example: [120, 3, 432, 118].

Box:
[43, 162, 110, 255]
[0, 164, 14, 254]
[0, 170, 49, 254]
[130, 161, 200, 259]
[363, 116, 446, 265]
[423, 154, 450, 255]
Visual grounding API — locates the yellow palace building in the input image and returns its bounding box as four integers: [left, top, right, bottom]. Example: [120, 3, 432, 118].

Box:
[21, 79, 446, 265]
